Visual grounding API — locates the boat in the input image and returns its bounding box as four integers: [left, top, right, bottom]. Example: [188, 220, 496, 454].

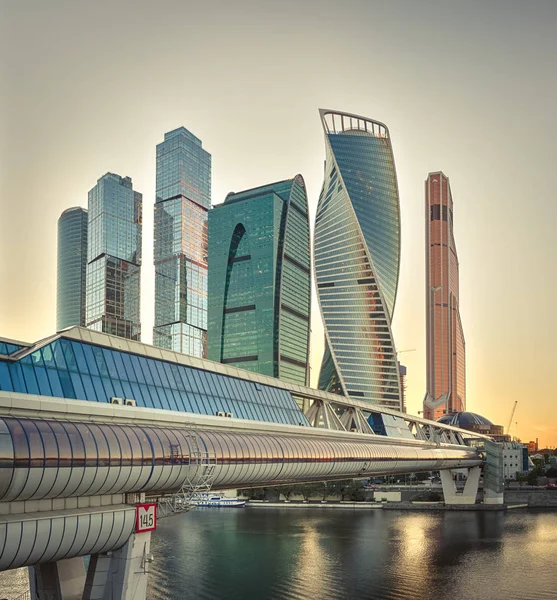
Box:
[189, 493, 246, 508]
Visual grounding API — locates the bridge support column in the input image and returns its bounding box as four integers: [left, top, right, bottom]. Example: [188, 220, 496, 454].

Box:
[83, 553, 111, 600]
[28, 556, 86, 600]
[101, 530, 152, 600]
[440, 466, 481, 505]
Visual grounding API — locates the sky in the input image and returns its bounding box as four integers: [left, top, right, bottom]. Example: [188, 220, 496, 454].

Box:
[1, 0, 556, 445]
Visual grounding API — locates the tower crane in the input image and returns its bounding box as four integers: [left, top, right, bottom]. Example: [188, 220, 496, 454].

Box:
[506, 400, 518, 433]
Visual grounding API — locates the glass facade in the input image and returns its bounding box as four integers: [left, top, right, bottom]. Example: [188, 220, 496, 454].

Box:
[314, 110, 402, 410]
[153, 127, 211, 356]
[423, 172, 466, 420]
[86, 173, 142, 341]
[57, 207, 88, 330]
[207, 176, 311, 386]
[0, 330, 307, 427]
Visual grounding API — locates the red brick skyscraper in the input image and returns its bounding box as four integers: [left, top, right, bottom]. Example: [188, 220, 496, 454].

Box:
[423, 172, 466, 420]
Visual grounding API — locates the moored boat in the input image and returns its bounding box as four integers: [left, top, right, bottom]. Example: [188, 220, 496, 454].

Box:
[190, 493, 246, 507]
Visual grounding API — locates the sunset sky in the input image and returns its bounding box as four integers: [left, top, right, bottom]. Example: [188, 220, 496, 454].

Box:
[1, 0, 556, 445]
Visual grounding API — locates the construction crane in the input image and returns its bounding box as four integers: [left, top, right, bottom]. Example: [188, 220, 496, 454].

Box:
[397, 349, 416, 355]
[507, 400, 518, 433]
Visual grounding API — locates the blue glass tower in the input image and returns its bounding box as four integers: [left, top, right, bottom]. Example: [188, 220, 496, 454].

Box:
[207, 176, 311, 385]
[314, 109, 402, 410]
[153, 127, 211, 356]
[57, 207, 88, 330]
[86, 173, 142, 340]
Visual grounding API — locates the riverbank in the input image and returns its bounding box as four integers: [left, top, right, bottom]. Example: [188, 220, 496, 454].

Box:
[245, 500, 534, 511]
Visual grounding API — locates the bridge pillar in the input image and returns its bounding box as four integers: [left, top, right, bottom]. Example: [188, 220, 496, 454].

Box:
[83, 553, 111, 600]
[101, 531, 152, 600]
[440, 466, 481, 505]
[28, 557, 86, 599]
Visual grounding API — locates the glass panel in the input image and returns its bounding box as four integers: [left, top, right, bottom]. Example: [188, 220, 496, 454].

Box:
[68, 372, 85, 399]
[49, 421, 72, 468]
[102, 349, 119, 379]
[71, 342, 89, 374]
[0, 362, 13, 392]
[80, 373, 96, 400]
[111, 424, 131, 467]
[129, 355, 147, 384]
[35, 421, 59, 468]
[22, 365, 39, 394]
[34, 367, 52, 396]
[75, 423, 98, 467]
[61, 340, 78, 372]
[8, 363, 25, 393]
[87, 424, 109, 467]
[82, 344, 100, 376]
[46, 368, 64, 397]
[52, 340, 68, 371]
[6, 418, 30, 468]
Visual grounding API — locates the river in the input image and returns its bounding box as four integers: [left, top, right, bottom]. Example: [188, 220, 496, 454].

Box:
[1, 508, 556, 599]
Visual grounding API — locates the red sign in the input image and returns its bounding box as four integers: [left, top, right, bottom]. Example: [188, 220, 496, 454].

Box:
[135, 503, 157, 533]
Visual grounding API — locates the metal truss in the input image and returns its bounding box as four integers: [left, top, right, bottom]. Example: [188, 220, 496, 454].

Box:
[304, 399, 469, 447]
[305, 400, 375, 434]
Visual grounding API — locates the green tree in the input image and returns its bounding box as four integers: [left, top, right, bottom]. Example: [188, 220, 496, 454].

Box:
[527, 470, 539, 486]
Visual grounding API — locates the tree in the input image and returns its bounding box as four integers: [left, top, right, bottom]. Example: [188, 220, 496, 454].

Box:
[340, 480, 365, 501]
[515, 472, 526, 483]
[527, 470, 539, 486]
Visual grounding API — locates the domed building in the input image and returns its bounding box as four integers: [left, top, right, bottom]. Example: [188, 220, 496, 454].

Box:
[437, 412, 506, 439]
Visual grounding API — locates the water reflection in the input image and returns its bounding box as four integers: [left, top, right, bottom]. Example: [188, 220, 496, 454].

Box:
[147, 509, 557, 600]
[0, 509, 555, 600]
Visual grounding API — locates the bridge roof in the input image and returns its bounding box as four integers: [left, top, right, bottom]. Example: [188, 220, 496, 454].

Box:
[0, 327, 491, 441]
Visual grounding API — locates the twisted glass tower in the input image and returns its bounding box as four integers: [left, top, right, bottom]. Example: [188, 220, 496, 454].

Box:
[314, 109, 402, 410]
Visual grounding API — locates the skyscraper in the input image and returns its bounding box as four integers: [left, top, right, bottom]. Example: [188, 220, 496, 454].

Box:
[86, 173, 142, 340]
[314, 109, 402, 410]
[208, 176, 311, 386]
[423, 172, 466, 420]
[57, 207, 88, 330]
[153, 127, 211, 356]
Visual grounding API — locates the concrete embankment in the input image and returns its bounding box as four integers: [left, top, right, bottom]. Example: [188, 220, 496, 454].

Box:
[247, 501, 514, 511]
[247, 501, 383, 509]
[504, 490, 557, 507]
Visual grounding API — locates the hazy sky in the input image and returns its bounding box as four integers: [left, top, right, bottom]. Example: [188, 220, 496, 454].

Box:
[1, 0, 556, 445]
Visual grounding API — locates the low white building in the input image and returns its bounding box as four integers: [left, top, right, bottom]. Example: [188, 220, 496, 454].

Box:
[502, 441, 528, 479]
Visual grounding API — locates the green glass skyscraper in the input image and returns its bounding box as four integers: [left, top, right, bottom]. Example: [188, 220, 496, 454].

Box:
[57, 207, 88, 330]
[153, 127, 211, 356]
[208, 175, 311, 386]
[86, 173, 142, 340]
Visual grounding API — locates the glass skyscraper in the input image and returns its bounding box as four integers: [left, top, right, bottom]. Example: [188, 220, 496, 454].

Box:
[314, 109, 402, 410]
[57, 207, 88, 330]
[153, 127, 211, 356]
[208, 176, 311, 386]
[423, 172, 466, 420]
[86, 173, 142, 341]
